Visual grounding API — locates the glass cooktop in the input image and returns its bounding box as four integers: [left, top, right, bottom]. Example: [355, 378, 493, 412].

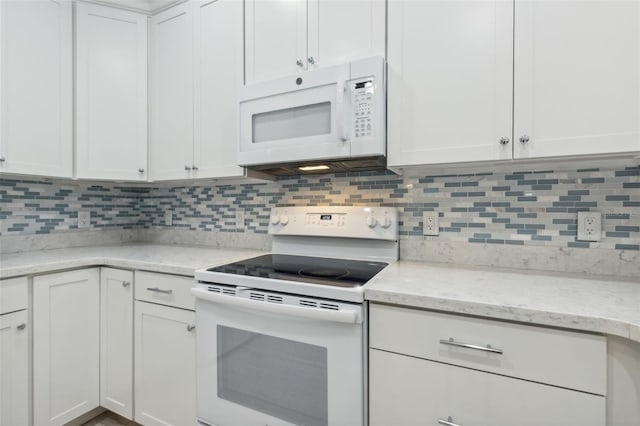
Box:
[207, 254, 388, 288]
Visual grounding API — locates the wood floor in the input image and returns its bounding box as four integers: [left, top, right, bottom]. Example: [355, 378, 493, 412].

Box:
[81, 411, 140, 426]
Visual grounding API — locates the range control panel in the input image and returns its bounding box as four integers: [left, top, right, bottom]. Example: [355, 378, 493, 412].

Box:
[306, 213, 346, 227]
[269, 206, 398, 241]
[351, 79, 375, 139]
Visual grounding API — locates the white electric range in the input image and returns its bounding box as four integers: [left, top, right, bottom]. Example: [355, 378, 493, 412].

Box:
[192, 206, 398, 426]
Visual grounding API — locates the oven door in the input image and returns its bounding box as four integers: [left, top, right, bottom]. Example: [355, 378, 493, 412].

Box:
[192, 287, 365, 426]
[238, 63, 352, 166]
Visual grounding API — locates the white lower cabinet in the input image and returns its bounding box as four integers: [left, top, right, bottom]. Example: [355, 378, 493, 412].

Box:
[100, 268, 134, 419]
[370, 349, 605, 426]
[33, 269, 100, 426]
[0, 278, 29, 426]
[134, 272, 196, 426]
[369, 303, 607, 426]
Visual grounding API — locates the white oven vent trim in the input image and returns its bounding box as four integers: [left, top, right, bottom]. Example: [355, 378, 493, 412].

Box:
[205, 284, 356, 313]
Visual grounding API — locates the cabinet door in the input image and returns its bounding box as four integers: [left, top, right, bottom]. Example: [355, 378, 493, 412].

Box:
[245, 0, 307, 83]
[75, 3, 148, 181]
[0, 310, 29, 426]
[193, 0, 245, 178]
[134, 301, 196, 426]
[370, 349, 605, 426]
[100, 268, 134, 420]
[0, 0, 72, 177]
[514, 1, 640, 159]
[307, 0, 385, 70]
[33, 269, 100, 426]
[387, 0, 513, 167]
[149, 2, 194, 181]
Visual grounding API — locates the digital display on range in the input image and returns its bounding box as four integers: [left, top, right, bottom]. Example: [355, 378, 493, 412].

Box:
[320, 214, 332, 221]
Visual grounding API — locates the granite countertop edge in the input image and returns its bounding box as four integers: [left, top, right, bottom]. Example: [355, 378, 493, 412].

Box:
[364, 260, 640, 344]
[0, 243, 267, 279]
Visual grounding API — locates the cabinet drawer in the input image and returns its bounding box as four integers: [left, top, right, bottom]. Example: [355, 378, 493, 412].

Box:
[369, 303, 606, 395]
[370, 349, 605, 426]
[135, 271, 195, 310]
[0, 277, 28, 315]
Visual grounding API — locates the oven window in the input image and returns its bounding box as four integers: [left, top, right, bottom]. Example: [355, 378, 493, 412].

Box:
[217, 325, 328, 426]
[252, 101, 331, 143]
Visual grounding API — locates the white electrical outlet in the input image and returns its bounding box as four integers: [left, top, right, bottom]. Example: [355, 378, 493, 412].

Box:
[78, 211, 90, 229]
[164, 210, 173, 226]
[577, 211, 602, 242]
[423, 211, 439, 236]
[235, 209, 245, 230]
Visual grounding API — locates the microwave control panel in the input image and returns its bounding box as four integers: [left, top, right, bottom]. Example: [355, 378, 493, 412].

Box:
[351, 79, 374, 139]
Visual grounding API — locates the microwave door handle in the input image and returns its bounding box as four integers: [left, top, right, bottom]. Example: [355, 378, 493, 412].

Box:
[191, 288, 361, 324]
[336, 80, 349, 142]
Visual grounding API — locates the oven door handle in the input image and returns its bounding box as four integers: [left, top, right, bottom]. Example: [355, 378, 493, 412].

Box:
[191, 288, 362, 324]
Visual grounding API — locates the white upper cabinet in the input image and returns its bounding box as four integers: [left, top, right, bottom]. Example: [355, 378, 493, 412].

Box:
[307, 0, 385, 70]
[0, 0, 72, 177]
[513, 0, 640, 159]
[149, 1, 195, 181]
[388, 0, 640, 168]
[193, 0, 245, 178]
[245, 0, 306, 83]
[387, 0, 514, 167]
[245, 0, 385, 83]
[75, 2, 148, 181]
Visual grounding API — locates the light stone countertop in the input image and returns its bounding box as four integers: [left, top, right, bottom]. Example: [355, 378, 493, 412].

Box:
[2, 244, 639, 344]
[0, 243, 266, 278]
[365, 261, 640, 343]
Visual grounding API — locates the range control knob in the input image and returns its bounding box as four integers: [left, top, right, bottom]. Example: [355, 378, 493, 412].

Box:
[380, 217, 392, 229]
[271, 215, 280, 225]
[366, 216, 378, 228]
[280, 215, 289, 225]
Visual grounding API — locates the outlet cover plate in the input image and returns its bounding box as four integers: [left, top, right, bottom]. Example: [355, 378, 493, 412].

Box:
[577, 211, 602, 242]
[78, 211, 90, 229]
[423, 211, 439, 236]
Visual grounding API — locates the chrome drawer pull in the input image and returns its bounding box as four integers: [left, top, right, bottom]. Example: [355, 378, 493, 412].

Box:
[439, 337, 503, 354]
[187, 324, 195, 332]
[146, 287, 173, 295]
[122, 281, 131, 287]
[438, 416, 462, 426]
[17, 323, 26, 331]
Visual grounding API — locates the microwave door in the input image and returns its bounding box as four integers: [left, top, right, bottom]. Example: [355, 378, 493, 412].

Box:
[239, 77, 351, 166]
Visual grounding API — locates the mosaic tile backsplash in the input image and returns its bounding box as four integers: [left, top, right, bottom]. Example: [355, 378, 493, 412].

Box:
[1, 166, 639, 250]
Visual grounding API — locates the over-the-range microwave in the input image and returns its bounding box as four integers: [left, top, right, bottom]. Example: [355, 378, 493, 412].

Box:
[238, 56, 386, 175]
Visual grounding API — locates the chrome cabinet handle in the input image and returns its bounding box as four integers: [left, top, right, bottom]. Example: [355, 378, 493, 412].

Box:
[185, 165, 192, 171]
[296, 59, 304, 68]
[439, 337, 503, 354]
[146, 287, 173, 295]
[499, 137, 510, 145]
[122, 281, 131, 287]
[307, 56, 315, 65]
[138, 168, 144, 173]
[519, 134, 530, 143]
[0, 156, 5, 162]
[438, 416, 462, 426]
[191, 165, 198, 171]
[187, 324, 195, 332]
[17, 323, 26, 330]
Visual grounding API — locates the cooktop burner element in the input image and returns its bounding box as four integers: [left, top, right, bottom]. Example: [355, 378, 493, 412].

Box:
[207, 254, 388, 289]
